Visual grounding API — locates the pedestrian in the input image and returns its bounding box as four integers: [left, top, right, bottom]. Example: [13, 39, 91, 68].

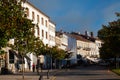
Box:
[28, 61, 31, 71]
[32, 63, 35, 72]
[15, 60, 20, 72]
[36, 64, 40, 74]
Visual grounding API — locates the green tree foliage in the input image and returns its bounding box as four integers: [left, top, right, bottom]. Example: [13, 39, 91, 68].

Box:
[47, 46, 66, 60]
[98, 13, 120, 59]
[0, 0, 22, 48]
[33, 38, 45, 57]
[0, 0, 37, 77]
[0, 0, 36, 54]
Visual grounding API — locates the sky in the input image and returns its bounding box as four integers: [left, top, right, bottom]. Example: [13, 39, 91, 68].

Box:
[29, 0, 120, 36]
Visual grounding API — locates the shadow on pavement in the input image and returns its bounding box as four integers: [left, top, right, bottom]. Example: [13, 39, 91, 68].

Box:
[89, 79, 120, 80]
[56, 71, 105, 77]
[74, 65, 108, 70]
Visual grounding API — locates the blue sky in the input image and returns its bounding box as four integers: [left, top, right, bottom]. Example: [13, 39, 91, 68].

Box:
[29, 0, 120, 36]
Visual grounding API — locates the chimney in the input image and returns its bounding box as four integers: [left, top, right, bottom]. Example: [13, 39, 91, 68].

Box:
[90, 32, 94, 37]
[78, 32, 80, 34]
[85, 31, 88, 36]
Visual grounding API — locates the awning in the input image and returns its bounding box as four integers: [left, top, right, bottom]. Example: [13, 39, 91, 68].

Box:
[9, 50, 31, 61]
[9, 50, 21, 59]
[24, 55, 31, 61]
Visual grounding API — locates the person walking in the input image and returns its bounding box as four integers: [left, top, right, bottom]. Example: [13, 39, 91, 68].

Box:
[32, 63, 35, 72]
[28, 61, 31, 71]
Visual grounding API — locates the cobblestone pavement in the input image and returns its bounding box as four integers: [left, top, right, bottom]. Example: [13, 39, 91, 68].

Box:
[0, 69, 57, 80]
[1, 66, 120, 80]
[55, 65, 120, 80]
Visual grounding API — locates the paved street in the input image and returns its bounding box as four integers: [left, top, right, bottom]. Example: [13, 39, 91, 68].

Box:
[0, 69, 57, 80]
[55, 65, 120, 80]
[0, 65, 120, 80]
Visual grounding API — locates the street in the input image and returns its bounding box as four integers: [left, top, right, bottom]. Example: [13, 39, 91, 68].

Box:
[55, 65, 120, 80]
[0, 65, 120, 80]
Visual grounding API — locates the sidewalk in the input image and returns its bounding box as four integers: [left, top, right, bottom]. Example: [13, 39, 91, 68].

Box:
[0, 69, 58, 80]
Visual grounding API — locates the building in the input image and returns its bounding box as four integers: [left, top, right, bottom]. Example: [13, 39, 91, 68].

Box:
[55, 31, 68, 51]
[70, 32, 102, 63]
[67, 33, 77, 64]
[2, 1, 56, 72]
[55, 32, 78, 65]
[55, 31, 102, 65]
[23, 1, 56, 70]
[48, 21, 56, 47]
[70, 33, 91, 57]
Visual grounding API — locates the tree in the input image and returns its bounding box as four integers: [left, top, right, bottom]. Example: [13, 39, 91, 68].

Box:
[50, 46, 65, 60]
[0, 0, 24, 47]
[98, 13, 120, 68]
[32, 38, 45, 74]
[49, 46, 66, 69]
[33, 38, 45, 57]
[0, 0, 36, 79]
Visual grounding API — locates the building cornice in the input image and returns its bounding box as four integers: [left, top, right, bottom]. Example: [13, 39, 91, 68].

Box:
[26, 1, 50, 19]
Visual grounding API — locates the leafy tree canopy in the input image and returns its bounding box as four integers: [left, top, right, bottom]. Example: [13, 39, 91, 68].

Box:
[46, 46, 66, 60]
[98, 13, 120, 59]
[0, 0, 36, 56]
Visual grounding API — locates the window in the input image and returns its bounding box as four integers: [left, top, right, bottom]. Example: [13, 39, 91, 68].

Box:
[32, 11, 35, 20]
[42, 30, 44, 37]
[9, 50, 14, 63]
[37, 27, 40, 36]
[37, 15, 39, 23]
[45, 20, 47, 27]
[25, 8, 29, 17]
[41, 17, 44, 25]
[49, 35, 51, 40]
[46, 32, 48, 39]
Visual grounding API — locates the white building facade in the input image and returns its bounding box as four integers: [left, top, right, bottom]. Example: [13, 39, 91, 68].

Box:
[23, 1, 56, 70]
[55, 32, 68, 51]
[2, 1, 56, 72]
[48, 21, 56, 47]
[67, 34, 77, 64]
[70, 33, 101, 63]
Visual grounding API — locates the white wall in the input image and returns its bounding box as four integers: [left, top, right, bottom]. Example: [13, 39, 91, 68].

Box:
[49, 21, 56, 47]
[68, 35, 77, 64]
[24, 2, 50, 45]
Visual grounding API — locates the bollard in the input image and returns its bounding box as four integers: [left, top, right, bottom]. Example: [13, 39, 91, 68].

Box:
[39, 75, 43, 80]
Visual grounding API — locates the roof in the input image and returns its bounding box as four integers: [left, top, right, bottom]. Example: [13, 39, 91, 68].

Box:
[70, 34, 91, 42]
[56, 31, 63, 36]
[80, 34, 96, 42]
[26, 1, 50, 19]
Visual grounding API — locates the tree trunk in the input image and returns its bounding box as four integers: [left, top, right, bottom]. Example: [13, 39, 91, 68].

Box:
[22, 54, 24, 80]
[115, 55, 119, 69]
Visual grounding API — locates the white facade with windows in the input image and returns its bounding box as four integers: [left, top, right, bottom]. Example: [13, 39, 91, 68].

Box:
[23, 2, 51, 45]
[60, 34, 68, 50]
[71, 33, 101, 63]
[77, 40, 90, 57]
[67, 34, 77, 64]
[49, 21, 56, 47]
[56, 32, 68, 51]
[2, 1, 56, 72]
[23, 1, 56, 70]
